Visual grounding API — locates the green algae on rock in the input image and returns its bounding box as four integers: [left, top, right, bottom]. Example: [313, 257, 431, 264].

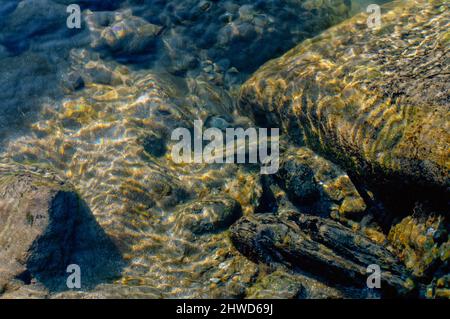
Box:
[388, 213, 449, 278]
[239, 0, 450, 192]
[245, 267, 358, 299]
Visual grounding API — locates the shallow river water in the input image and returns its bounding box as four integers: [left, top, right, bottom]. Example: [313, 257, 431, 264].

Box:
[0, 0, 447, 299]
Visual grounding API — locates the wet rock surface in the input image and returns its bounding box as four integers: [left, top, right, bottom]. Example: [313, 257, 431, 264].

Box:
[86, 9, 163, 56]
[244, 266, 369, 299]
[246, 269, 307, 299]
[277, 147, 366, 219]
[239, 0, 450, 194]
[0, 170, 74, 288]
[230, 213, 413, 297]
[0, 164, 123, 295]
[234, 0, 449, 298]
[133, 0, 353, 77]
[387, 210, 449, 297]
[174, 196, 242, 235]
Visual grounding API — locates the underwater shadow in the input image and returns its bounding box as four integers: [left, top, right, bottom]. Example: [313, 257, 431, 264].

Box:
[26, 192, 126, 293]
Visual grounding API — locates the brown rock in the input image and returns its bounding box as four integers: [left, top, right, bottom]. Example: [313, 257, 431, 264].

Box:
[239, 0, 449, 193]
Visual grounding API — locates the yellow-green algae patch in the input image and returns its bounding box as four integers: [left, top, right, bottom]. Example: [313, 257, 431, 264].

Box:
[388, 215, 448, 278]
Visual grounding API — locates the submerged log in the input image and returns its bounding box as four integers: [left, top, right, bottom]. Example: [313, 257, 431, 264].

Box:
[230, 213, 414, 296]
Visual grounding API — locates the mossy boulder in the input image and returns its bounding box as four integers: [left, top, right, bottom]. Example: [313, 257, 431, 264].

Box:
[239, 0, 449, 193]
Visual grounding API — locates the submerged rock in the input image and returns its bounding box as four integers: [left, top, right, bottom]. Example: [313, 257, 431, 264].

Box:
[278, 156, 320, 205]
[230, 213, 414, 297]
[87, 9, 162, 55]
[143, 0, 353, 82]
[277, 147, 366, 219]
[239, 0, 449, 193]
[3, 0, 440, 300]
[0, 171, 75, 285]
[245, 267, 376, 299]
[2, 52, 260, 298]
[0, 165, 123, 294]
[246, 269, 306, 299]
[174, 196, 242, 235]
[388, 213, 449, 279]
[140, 134, 167, 158]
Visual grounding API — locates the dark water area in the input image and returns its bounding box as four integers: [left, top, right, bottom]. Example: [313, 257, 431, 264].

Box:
[0, 0, 448, 299]
[0, 0, 372, 144]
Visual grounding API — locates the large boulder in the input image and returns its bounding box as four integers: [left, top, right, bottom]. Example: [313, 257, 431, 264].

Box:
[239, 0, 449, 193]
[0, 170, 75, 282]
